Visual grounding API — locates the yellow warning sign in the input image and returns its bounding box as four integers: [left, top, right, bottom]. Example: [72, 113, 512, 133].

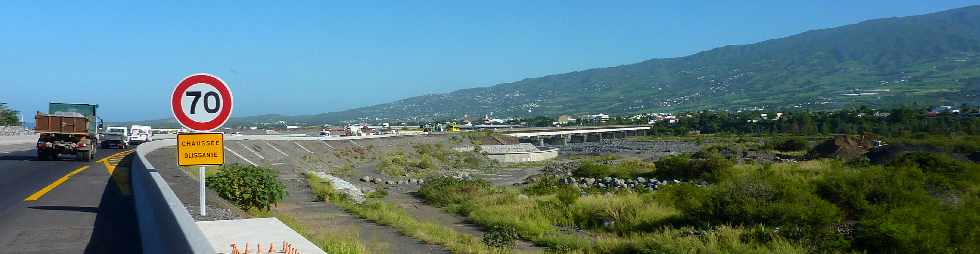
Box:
[177, 133, 224, 166]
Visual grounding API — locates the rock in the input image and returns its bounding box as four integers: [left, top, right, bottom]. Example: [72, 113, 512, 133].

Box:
[585, 178, 596, 185]
[598, 183, 606, 188]
[636, 177, 647, 183]
[360, 176, 372, 182]
[417, 179, 424, 185]
[310, 171, 365, 204]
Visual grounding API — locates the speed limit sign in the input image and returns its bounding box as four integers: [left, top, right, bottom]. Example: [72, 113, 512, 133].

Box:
[171, 73, 234, 131]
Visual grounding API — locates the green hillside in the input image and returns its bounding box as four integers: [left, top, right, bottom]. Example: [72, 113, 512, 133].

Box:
[130, 5, 980, 127]
[295, 5, 980, 123]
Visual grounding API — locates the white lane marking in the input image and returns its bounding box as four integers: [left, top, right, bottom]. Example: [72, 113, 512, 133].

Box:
[294, 142, 314, 154]
[224, 147, 257, 166]
[348, 140, 361, 147]
[320, 140, 334, 150]
[239, 143, 266, 160]
[264, 141, 288, 157]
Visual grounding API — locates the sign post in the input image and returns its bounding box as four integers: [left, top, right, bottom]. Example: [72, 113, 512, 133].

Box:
[171, 73, 233, 216]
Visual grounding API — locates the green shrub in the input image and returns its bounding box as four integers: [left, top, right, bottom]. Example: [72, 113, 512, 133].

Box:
[574, 159, 656, 179]
[775, 137, 808, 152]
[570, 193, 679, 233]
[419, 177, 495, 207]
[207, 164, 287, 211]
[654, 154, 732, 181]
[379, 152, 409, 176]
[414, 143, 450, 162]
[524, 175, 564, 195]
[666, 169, 842, 243]
[482, 225, 520, 248]
[815, 152, 980, 253]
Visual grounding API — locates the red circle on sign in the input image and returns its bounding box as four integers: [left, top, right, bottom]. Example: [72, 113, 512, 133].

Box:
[171, 73, 233, 131]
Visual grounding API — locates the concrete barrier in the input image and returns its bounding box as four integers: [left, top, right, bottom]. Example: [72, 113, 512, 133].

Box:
[0, 134, 38, 146]
[132, 139, 216, 254]
[487, 147, 559, 163]
[129, 132, 430, 253]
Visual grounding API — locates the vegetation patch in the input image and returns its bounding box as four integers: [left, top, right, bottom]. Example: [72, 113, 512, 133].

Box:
[206, 164, 287, 211]
[573, 159, 656, 179]
[306, 173, 503, 254]
[418, 176, 802, 252]
[248, 209, 368, 254]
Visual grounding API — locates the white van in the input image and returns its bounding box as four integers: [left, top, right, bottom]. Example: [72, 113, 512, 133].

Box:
[129, 125, 153, 145]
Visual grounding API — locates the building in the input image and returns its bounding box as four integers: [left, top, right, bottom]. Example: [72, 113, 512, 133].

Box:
[557, 115, 577, 125]
[584, 113, 610, 123]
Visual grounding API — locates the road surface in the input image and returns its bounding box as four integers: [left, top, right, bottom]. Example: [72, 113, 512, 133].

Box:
[0, 143, 141, 253]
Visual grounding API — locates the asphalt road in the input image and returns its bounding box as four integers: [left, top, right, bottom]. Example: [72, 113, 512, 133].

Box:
[0, 144, 141, 254]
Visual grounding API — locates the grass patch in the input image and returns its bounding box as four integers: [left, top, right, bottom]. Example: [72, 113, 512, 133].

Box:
[418, 177, 808, 252]
[248, 209, 368, 254]
[305, 173, 505, 254]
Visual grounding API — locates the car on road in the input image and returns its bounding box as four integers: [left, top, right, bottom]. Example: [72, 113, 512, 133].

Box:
[129, 125, 152, 145]
[101, 126, 130, 149]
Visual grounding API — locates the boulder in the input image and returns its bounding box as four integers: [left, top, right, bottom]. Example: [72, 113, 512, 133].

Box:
[310, 172, 365, 204]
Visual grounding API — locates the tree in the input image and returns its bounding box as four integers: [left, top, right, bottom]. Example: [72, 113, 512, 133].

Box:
[0, 103, 19, 126]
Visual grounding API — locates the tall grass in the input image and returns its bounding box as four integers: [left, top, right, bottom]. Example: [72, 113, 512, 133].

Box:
[305, 173, 505, 254]
[570, 193, 680, 233]
[419, 177, 806, 252]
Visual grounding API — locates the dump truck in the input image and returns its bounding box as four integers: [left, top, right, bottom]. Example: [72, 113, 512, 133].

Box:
[35, 103, 100, 161]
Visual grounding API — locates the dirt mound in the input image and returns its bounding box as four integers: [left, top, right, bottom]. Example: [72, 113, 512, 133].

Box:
[808, 135, 877, 160]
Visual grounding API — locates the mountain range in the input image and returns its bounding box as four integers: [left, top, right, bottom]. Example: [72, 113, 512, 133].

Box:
[132, 5, 980, 127]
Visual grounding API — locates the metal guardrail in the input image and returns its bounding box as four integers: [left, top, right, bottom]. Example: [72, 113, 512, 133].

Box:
[132, 139, 216, 254]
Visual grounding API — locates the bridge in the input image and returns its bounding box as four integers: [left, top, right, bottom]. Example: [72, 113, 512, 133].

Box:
[504, 126, 651, 146]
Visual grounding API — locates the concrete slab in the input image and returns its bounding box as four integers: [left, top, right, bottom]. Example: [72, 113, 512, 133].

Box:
[197, 218, 325, 254]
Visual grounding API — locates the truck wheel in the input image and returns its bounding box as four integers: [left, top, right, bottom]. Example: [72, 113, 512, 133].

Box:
[78, 151, 92, 162]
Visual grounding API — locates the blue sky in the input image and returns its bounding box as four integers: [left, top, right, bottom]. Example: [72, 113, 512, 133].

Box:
[1, 1, 976, 121]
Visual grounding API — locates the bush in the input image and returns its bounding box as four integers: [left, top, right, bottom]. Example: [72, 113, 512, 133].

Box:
[570, 193, 679, 233]
[524, 175, 564, 195]
[668, 169, 842, 243]
[654, 154, 732, 181]
[207, 164, 287, 211]
[814, 152, 980, 253]
[418, 177, 494, 208]
[574, 160, 656, 179]
[775, 137, 808, 152]
[482, 225, 520, 248]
